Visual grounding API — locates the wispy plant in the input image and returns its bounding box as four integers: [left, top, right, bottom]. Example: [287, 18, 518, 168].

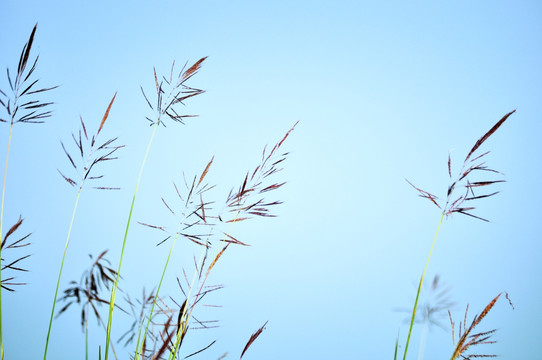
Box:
[44, 94, 121, 359]
[133, 158, 216, 360]
[449, 292, 514, 360]
[400, 110, 516, 360]
[169, 123, 297, 360]
[221, 121, 298, 224]
[0, 23, 57, 359]
[133, 121, 297, 359]
[0, 216, 32, 292]
[104, 58, 207, 360]
[57, 250, 123, 360]
[136, 291, 220, 360]
[119, 289, 156, 349]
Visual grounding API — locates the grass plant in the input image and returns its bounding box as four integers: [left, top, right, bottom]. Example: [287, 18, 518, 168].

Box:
[0, 24, 519, 360]
[131, 120, 297, 359]
[103, 58, 207, 360]
[400, 110, 516, 359]
[44, 93, 121, 360]
[56, 250, 123, 360]
[0, 24, 57, 360]
[449, 292, 514, 360]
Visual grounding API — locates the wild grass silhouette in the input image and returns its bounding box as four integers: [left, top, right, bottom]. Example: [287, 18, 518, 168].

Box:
[0, 24, 516, 360]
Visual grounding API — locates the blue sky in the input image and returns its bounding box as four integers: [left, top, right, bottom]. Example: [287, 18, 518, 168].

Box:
[1, 1, 541, 359]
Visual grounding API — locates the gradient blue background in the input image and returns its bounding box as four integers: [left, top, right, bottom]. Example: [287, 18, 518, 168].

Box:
[1, 1, 541, 359]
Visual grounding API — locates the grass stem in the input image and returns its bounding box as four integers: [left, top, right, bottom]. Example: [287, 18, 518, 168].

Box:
[104, 120, 159, 360]
[43, 186, 83, 359]
[133, 230, 180, 360]
[403, 211, 445, 360]
[0, 122, 14, 360]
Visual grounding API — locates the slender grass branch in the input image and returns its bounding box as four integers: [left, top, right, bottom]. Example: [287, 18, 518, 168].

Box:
[169, 215, 242, 360]
[0, 122, 14, 360]
[1, 23, 57, 359]
[403, 211, 445, 360]
[105, 120, 159, 360]
[44, 94, 118, 359]
[168, 241, 209, 360]
[43, 185, 83, 359]
[134, 230, 180, 360]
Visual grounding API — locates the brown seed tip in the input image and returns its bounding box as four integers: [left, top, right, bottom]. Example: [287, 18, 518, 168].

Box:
[97, 92, 117, 136]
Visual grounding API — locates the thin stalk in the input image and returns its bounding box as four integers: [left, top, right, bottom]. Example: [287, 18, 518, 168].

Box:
[132, 310, 146, 360]
[134, 230, 181, 360]
[85, 288, 90, 360]
[394, 332, 399, 360]
[93, 302, 119, 360]
[84, 292, 120, 360]
[135, 189, 208, 360]
[0, 122, 14, 360]
[168, 215, 241, 360]
[167, 243, 207, 360]
[403, 211, 445, 360]
[105, 120, 160, 360]
[85, 315, 88, 360]
[43, 185, 83, 359]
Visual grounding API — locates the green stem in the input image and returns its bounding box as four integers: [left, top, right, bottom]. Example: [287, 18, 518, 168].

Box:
[394, 332, 399, 360]
[104, 121, 159, 360]
[167, 245, 204, 360]
[167, 213, 241, 360]
[43, 185, 83, 359]
[135, 196, 205, 360]
[134, 231, 180, 360]
[0, 122, 13, 360]
[403, 211, 445, 360]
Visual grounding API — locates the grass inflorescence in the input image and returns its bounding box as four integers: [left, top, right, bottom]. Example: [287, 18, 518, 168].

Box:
[399, 110, 516, 360]
[0, 24, 518, 360]
[0, 23, 57, 360]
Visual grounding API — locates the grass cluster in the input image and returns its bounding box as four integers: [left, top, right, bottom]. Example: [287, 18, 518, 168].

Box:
[1, 25, 515, 360]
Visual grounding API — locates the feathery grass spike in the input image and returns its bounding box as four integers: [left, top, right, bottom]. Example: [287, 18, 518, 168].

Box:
[402, 111, 515, 360]
[450, 292, 513, 360]
[45, 96, 120, 360]
[110, 58, 207, 360]
[198, 156, 214, 187]
[97, 92, 117, 135]
[1, 24, 58, 360]
[240, 321, 268, 359]
[465, 110, 515, 162]
[0, 217, 32, 292]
